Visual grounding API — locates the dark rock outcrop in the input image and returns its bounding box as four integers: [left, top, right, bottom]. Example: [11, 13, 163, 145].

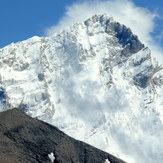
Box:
[112, 23, 144, 56]
[0, 108, 126, 163]
[133, 73, 149, 88]
[0, 87, 6, 104]
[106, 21, 144, 57]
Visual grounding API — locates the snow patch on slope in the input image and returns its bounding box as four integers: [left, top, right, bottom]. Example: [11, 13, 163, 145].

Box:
[48, 153, 55, 162]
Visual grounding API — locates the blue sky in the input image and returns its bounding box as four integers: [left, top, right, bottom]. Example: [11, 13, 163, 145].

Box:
[134, 0, 163, 42]
[0, 0, 163, 48]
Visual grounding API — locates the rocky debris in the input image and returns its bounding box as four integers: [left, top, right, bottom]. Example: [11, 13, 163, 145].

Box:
[0, 108, 126, 163]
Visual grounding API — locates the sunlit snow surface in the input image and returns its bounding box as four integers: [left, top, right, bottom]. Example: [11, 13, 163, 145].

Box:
[48, 153, 55, 162]
[105, 159, 111, 163]
[0, 15, 163, 163]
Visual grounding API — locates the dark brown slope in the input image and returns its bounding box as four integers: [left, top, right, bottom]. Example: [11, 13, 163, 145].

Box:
[0, 109, 126, 163]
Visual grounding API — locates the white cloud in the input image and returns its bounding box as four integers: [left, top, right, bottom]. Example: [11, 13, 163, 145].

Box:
[45, 0, 163, 63]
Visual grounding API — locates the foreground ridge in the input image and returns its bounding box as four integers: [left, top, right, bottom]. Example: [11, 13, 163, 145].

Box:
[0, 108, 125, 163]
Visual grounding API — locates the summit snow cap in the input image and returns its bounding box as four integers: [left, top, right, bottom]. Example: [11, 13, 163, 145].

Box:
[45, 0, 163, 63]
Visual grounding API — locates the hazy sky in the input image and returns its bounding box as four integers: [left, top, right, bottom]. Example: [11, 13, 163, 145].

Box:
[0, 0, 163, 49]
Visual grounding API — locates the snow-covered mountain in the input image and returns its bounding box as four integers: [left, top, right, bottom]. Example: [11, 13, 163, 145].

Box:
[0, 14, 163, 163]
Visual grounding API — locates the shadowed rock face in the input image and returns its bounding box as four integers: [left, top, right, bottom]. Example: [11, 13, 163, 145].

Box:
[114, 23, 144, 57]
[0, 109, 126, 163]
[0, 87, 6, 104]
[133, 73, 149, 88]
[107, 21, 144, 57]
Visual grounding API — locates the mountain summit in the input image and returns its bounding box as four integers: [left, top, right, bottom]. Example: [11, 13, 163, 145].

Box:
[0, 14, 163, 162]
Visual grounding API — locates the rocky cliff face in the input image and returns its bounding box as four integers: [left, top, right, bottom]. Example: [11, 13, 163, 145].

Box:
[0, 108, 125, 163]
[0, 14, 163, 162]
